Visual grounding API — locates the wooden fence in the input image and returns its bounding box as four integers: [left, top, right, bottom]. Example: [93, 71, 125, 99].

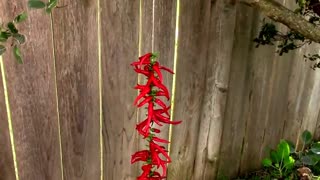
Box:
[1, 0, 320, 179]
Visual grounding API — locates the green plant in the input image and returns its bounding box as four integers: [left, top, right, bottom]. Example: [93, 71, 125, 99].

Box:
[0, 0, 60, 64]
[262, 140, 295, 178]
[28, 0, 58, 13]
[0, 12, 27, 63]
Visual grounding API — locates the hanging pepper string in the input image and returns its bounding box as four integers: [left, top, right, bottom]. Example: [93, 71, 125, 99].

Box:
[131, 53, 181, 180]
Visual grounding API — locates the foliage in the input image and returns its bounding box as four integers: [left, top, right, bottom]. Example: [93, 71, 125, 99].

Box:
[257, 130, 320, 179]
[0, 12, 27, 63]
[0, 0, 59, 63]
[262, 140, 296, 178]
[28, 0, 58, 14]
[254, 0, 320, 69]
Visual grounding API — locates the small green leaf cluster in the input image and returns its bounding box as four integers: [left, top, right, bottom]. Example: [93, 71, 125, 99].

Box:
[262, 140, 295, 179]
[262, 130, 320, 179]
[254, 22, 310, 56]
[295, 131, 320, 173]
[28, 0, 58, 13]
[0, 12, 27, 63]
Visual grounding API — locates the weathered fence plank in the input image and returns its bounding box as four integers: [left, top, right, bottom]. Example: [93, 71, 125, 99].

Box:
[217, 4, 258, 178]
[0, 58, 15, 180]
[52, 0, 100, 179]
[283, 45, 320, 147]
[193, 0, 237, 179]
[167, 0, 212, 179]
[0, 2, 62, 179]
[100, 0, 140, 179]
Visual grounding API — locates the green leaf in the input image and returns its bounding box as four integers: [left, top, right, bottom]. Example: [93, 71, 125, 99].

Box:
[14, 12, 28, 23]
[28, 0, 46, 9]
[262, 158, 272, 167]
[46, 0, 58, 13]
[0, 45, 6, 55]
[301, 155, 318, 165]
[283, 156, 295, 170]
[13, 45, 23, 64]
[270, 150, 280, 163]
[13, 34, 26, 44]
[285, 140, 296, 153]
[277, 140, 290, 159]
[0, 31, 11, 42]
[311, 142, 320, 154]
[7, 22, 18, 34]
[301, 130, 312, 145]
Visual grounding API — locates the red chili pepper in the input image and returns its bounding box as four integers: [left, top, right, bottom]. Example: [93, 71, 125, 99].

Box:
[139, 53, 152, 67]
[131, 52, 181, 179]
[152, 62, 163, 82]
[150, 75, 169, 99]
[137, 96, 153, 107]
[131, 150, 149, 164]
[160, 66, 174, 74]
[154, 98, 167, 109]
[152, 137, 170, 144]
[156, 91, 169, 100]
[134, 86, 150, 105]
[134, 67, 150, 76]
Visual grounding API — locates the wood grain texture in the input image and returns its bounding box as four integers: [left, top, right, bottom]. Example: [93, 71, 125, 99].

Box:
[238, 14, 278, 174]
[0, 1, 62, 179]
[166, 0, 212, 179]
[217, 4, 258, 178]
[52, 0, 100, 179]
[239, 0, 293, 173]
[293, 45, 320, 139]
[193, 0, 236, 179]
[281, 50, 308, 143]
[0, 59, 15, 180]
[100, 0, 140, 179]
[283, 45, 320, 147]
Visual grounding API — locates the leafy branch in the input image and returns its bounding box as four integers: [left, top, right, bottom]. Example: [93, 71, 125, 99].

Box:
[28, 0, 58, 14]
[0, 0, 59, 64]
[0, 12, 27, 64]
[254, 0, 320, 69]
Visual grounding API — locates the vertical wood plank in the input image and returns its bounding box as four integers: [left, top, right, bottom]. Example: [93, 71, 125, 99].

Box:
[217, 4, 257, 178]
[193, 0, 236, 179]
[0, 2, 62, 179]
[52, 0, 100, 179]
[100, 0, 140, 179]
[283, 45, 320, 146]
[238, 16, 278, 174]
[293, 45, 320, 138]
[282, 47, 312, 144]
[0, 58, 15, 180]
[167, 0, 212, 179]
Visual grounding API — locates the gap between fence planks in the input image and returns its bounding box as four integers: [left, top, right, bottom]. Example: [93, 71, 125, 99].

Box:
[0, 56, 16, 180]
